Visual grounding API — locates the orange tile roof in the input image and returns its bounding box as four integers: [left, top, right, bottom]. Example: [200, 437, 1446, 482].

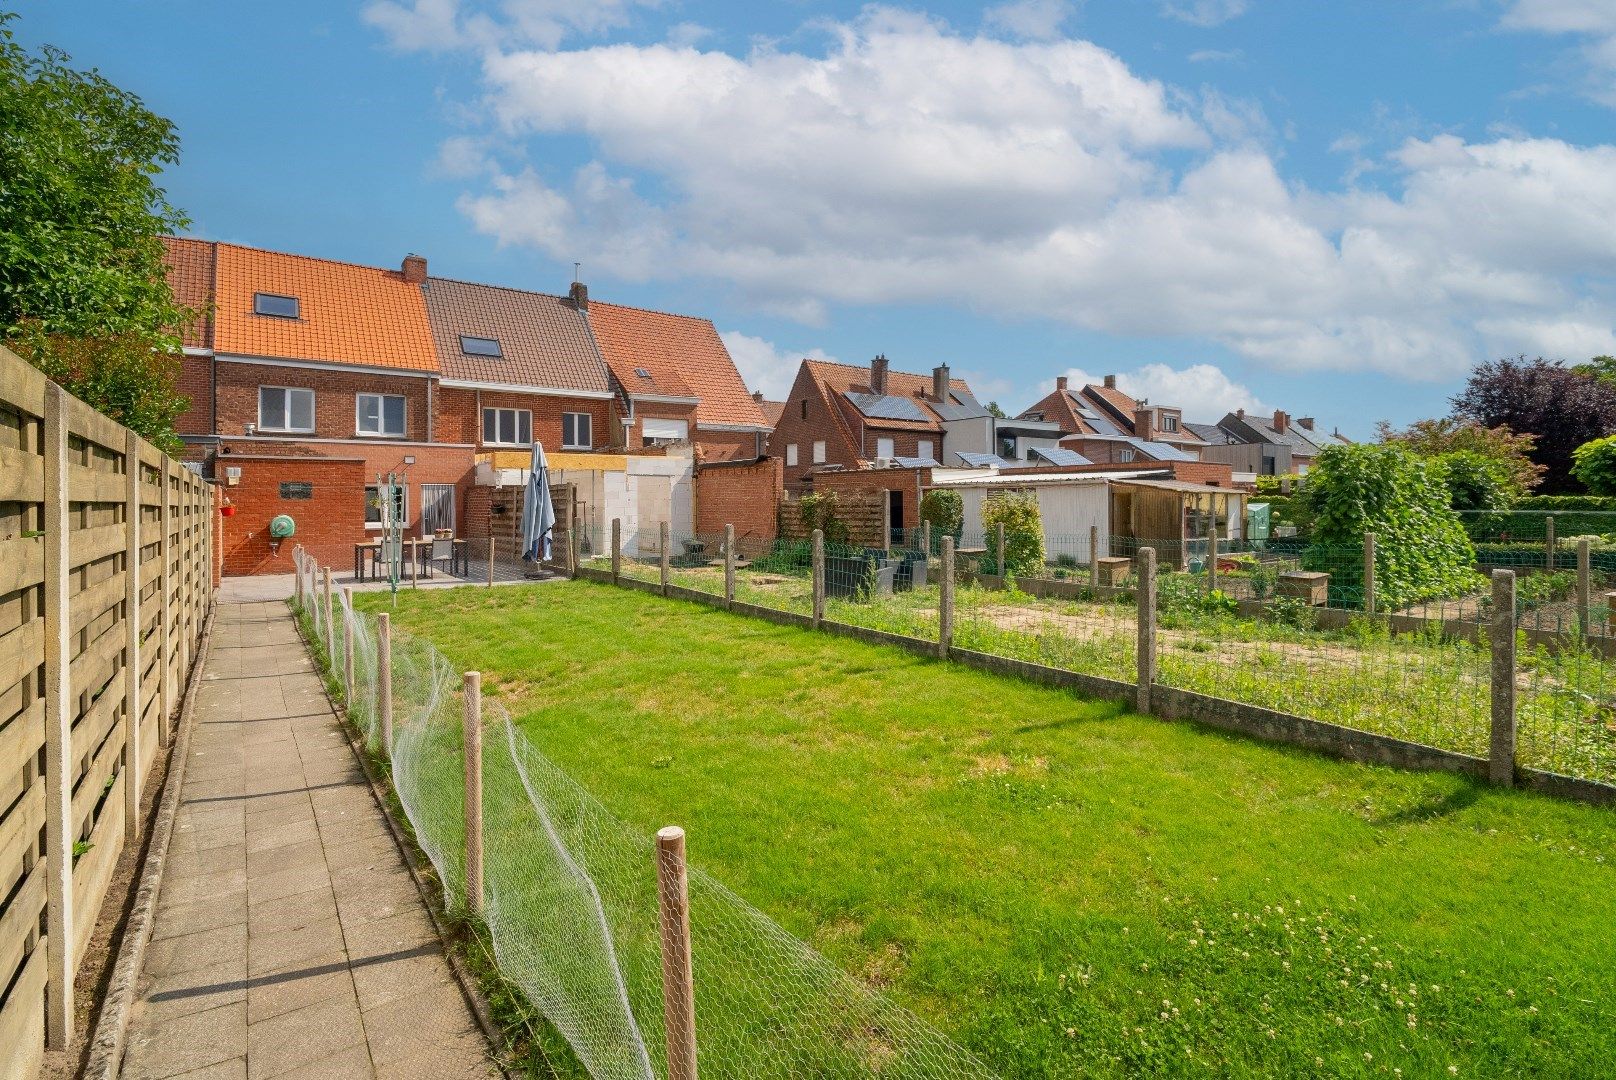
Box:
[212, 243, 438, 372]
[757, 399, 786, 428]
[588, 302, 766, 428]
[804, 359, 973, 431]
[160, 236, 215, 349]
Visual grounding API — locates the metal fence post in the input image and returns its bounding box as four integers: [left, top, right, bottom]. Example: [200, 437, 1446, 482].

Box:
[724, 524, 736, 608]
[42, 382, 73, 1049]
[1363, 532, 1377, 614]
[1490, 569, 1517, 787]
[660, 521, 671, 596]
[812, 529, 826, 629]
[612, 517, 622, 584]
[1089, 525, 1100, 587]
[1136, 547, 1157, 715]
[656, 826, 699, 1080]
[939, 536, 955, 659]
[995, 522, 1006, 579]
[1577, 538, 1591, 635]
[1546, 514, 1557, 573]
[463, 671, 484, 913]
[377, 612, 393, 757]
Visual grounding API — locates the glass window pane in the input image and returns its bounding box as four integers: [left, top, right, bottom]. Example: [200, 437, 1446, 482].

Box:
[483, 409, 496, 443]
[364, 486, 382, 524]
[578, 413, 591, 447]
[498, 410, 514, 444]
[383, 396, 405, 434]
[518, 411, 532, 445]
[358, 395, 379, 431]
[290, 390, 313, 430]
[261, 388, 284, 429]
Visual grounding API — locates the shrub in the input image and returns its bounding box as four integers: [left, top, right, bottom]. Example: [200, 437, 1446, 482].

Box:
[797, 493, 850, 546]
[1433, 450, 1515, 512]
[1302, 443, 1481, 609]
[982, 491, 1044, 576]
[919, 489, 963, 538]
[1571, 436, 1616, 496]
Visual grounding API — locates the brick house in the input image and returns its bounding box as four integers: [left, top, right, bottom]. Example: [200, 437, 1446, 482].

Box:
[1188, 409, 1352, 477]
[1019, 374, 1206, 465]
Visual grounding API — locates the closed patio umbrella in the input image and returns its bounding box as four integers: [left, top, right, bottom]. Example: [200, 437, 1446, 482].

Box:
[521, 441, 555, 566]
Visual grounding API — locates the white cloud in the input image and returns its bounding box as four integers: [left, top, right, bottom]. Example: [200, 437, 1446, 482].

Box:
[364, 0, 657, 51]
[1501, 0, 1616, 106]
[983, 0, 1076, 41]
[1161, 0, 1250, 28]
[718, 332, 834, 400]
[1187, 48, 1243, 62]
[407, 7, 1616, 384]
[1054, 364, 1264, 421]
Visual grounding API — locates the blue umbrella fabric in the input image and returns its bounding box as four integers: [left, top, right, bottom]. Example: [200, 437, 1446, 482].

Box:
[521, 441, 555, 563]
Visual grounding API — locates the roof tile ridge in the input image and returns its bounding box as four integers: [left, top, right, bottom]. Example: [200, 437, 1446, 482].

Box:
[425, 275, 573, 303]
[212, 239, 409, 277]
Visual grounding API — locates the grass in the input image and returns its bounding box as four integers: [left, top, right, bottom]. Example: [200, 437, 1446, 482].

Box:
[360, 580, 1616, 1079]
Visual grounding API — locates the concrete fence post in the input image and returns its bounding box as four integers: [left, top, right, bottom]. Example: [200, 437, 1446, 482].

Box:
[660, 521, 672, 596]
[811, 529, 826, 628]
[341, 587, 355, 704]
[1546, 514, 1557, 573]
[1089, 525, 1100, 587]
[1205, 515, 1218, 596]
[569, 525, 580, 578]
[1363, 532, 1377, 615]
[656, 826, 699, 1080]
[724, 524, 736, 608]
[42, 382, 73, 1049]
[939, 536, 955, 659]
[882, 491, 892, 555]
[377, 612, 393, 757]
[1490, 569, 1517, 787]
[1577, 538, 1591, 635]
[612, 517, 622, 584]
[995, 522, 1006, 579]
[1136, 546, 1157, 716]
[922, 521, 932, 559]
[463, 671, 484, 913]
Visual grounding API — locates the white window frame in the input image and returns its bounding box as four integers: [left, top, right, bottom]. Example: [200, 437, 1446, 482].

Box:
[482, 407, 532, 447]
[812, 440, 827, 464]
[1120, 448, 1135, 463]
[257, 386, 315, 433]
[785, 443, 799, 467]
[364, 483, 408, 532]
[1162, 415, 1179, 433]
[917, 439, 934, 461]
[355, 393, 407, 438]
[562, 411, 593, 450]
[876, 437, 895, 459]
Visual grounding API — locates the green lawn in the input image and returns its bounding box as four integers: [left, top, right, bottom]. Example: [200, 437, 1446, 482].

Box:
[362, 580, 1616, 1078]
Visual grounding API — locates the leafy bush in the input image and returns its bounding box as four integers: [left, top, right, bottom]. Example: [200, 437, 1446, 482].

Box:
[1571, 435, 1616, 496]
[1302, 443, 1481, 609]
[797, 493, 850, 546]
[982, 491, 1044, 577]
[919, 489, 962, 537]
[1432, 450, 1515, 512]
[1517, 570, 1577, 604]
[1516, 494, 1616, 511]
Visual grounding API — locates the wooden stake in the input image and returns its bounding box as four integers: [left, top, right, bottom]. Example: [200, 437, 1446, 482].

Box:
[939, 536, 955, 659]
[1206, 513, 1218, 596]
[377, 612, 393, 757]
[1577, 538, 1591, 635]
[1490, 569, 1516, 787]
[1136, 546, 1157, 716]
[463, 671, 484, 913]
[723, 524, 736, 607]
[487, 531, 495, 587]
[611, 517, 622, 583]
[660, 521, 671, 596]
[1089, 525, 1100, 588]
[322, 566, 335, 667]
[42, 383, 73, 1049]
[656, 826, 699, 1080]
[341, 587, 354, 704]
[811, 528, 825, 628]
[995, 522, 1006, 579]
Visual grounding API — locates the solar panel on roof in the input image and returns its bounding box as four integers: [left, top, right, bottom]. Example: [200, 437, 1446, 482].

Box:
[1030, 447, 1092, 466]
[845, 392, 931, 423]
[1127, 438, 1195, 462]
[956, 451, 1014, 468]
[893, 456, 942, 468]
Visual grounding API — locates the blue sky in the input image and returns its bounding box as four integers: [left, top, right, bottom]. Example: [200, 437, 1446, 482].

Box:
[21, 1, 1616, 435]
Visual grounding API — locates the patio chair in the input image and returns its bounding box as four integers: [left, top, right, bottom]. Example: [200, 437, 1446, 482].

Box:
[431, 537, 455, 576]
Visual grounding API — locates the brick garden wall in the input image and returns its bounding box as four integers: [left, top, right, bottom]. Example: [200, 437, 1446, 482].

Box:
[219, 454, 368, 576]
[695, 457, 781, 542]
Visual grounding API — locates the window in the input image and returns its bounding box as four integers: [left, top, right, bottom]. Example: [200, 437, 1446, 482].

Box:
[258, 387, 314, 432]
[482, 407, 532, 446]
[635, 367, 652, 379]
[812, 440, 827, 464]
[355, 393, 406, 437]
[999, 434, 1019, 461]
[364, 484, 408, 530]
[562, 412, 593, 450]
[786, 443, 798, 467]
[641, 417, 687, 445]
[800, 400, 808, 420]
[253, 293, 299, 318]
[460, 336, 502, 357]
[1120, 448, 1135, 463]
[876, 437, 895, 459]
[918, 439, 933, 461]
[421, 484, 456, 535]
[1162, 415, 1179, 432]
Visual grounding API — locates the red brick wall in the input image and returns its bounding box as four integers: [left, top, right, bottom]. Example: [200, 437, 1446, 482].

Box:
[213, 361, 433, 441]
[694, 457, 780, 542]
[809, 467, 930, 544]
[629, 402, 698, 451]
[771, 368, 854, 493]
[176, 353, 214, 435]
[436, 386, 614, 453]
[219, 455, 368, 576]
[693, 427, 764, 463]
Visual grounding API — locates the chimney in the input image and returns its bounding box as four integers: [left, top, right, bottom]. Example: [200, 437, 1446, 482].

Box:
[401, 254, 427, 284]
[1056, 375, 1068, 391]
[932, 364, 950, 403]
[1103, 374, 1117, 389]
[1273, 410, 1289, 434]
[752, 390, 764, 403]
[871, 354, 889, 395]
[1134, 406, 1155, 442]
[568, 281, 589, 310]
[1237, 408, 1245, 419]
[1297, 416, 1316, 431]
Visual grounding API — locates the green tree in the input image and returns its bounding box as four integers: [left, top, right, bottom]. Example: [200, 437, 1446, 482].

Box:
[1571, 355, 1616, 381]
[1375, 417, 1542, 502]
[919, 489, 962, 537]
[982, 491, 1044, 576]
[1430, 450, 1513, 512]
[1570, 436, 1616, 496]
[1, 11, 193, 448]
[1302, 443, 1481, 609]
[985, 401, 1007, 418]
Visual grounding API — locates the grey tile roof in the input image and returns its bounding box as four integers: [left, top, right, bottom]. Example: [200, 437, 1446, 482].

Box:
[423, 277, 612, 392]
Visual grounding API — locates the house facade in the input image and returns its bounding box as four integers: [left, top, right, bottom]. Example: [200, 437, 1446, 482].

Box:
[1189, 409, 1351, 477]
[1019, 374, 1206, 465]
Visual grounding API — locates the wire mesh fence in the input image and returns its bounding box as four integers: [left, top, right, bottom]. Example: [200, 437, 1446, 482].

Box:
[290, 544, 995, 1080]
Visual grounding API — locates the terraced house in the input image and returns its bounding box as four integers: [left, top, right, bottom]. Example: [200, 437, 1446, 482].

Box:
[1018, 374, 1207, 465]
[164, 238, 777, 574]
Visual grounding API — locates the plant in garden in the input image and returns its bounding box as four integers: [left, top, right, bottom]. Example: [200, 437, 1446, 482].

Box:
[982, 491, 1044, 576]
[1302, 443, 1483, 609]
[797, 492, 850, 545]
[1451, 357, 1616, 492]
[1431, 450, 1516, 512]
[1570, 435, 1616, 496]
[1376, 417, 1544, 501]
[919, 489, 963, 540]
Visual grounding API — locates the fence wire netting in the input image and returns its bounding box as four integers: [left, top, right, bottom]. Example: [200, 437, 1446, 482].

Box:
[292, 547, 993, 1080]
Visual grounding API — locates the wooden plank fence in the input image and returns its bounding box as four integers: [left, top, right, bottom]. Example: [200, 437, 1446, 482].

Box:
[0, 345, 214, 1077]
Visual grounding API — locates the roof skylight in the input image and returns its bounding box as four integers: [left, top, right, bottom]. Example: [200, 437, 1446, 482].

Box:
[253, 293, 299, 319]
[460, 335, 503, 357]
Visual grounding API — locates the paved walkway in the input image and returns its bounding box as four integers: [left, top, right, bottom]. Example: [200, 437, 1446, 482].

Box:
[121, 601, 496, 1079]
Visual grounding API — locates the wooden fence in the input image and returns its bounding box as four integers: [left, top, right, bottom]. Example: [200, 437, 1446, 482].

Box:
[0, 345, 214, 1077]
